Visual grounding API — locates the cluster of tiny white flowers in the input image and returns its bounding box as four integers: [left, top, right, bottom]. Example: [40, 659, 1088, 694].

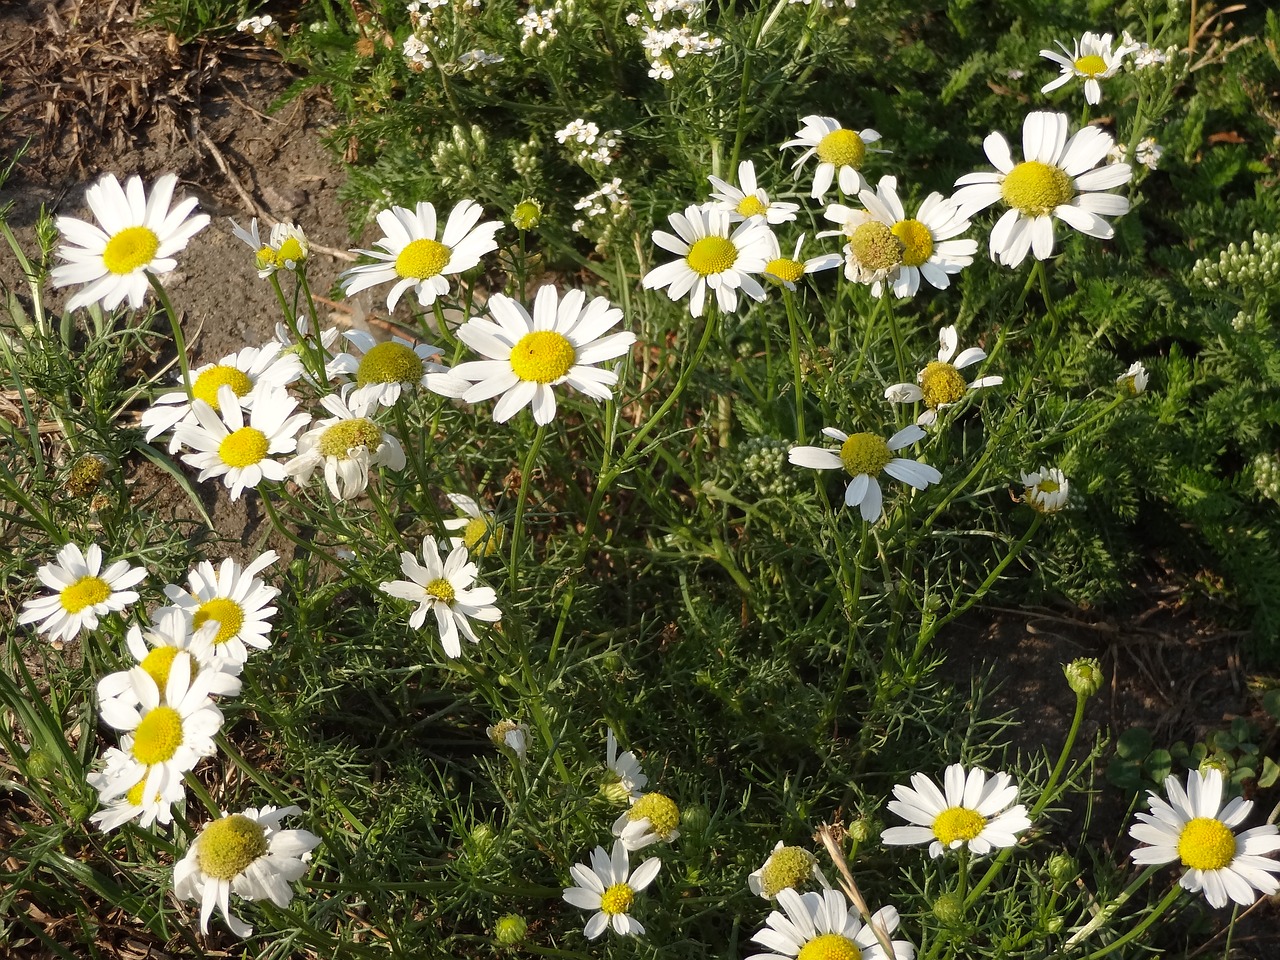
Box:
[518, 5, 561, 47]
[236, 14, 274, 34]
[1108, 137, 1163, 171]
[1253, 452, 1280, 502]
[403, 34, 435, 69]
[1121, 30, 1173, 69]
[1191, 231, 1280, 290]
[556, 120, 621, 166]
[572, 178, 629, 232]
[452, 48, 505, 71]
[787, 0, 857, 7]
[626, 0, 723, 80]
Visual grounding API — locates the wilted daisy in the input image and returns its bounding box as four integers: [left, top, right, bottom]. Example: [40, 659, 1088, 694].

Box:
[782, 115, 886, 200]
[326, 329, 468, 409]
[444, 493, 503, 556]
[379, 536, 501, 658]
[285, 393, 406, 501]
[338, 199, 502, 311]
[881, 763, 1032, 858]
[762, 233, 842, 290]
[160, 551, 281, 665]
[951, 111, 1132, 267]
[51, 173, 209, 312]
[230, 217, 309, 277]
[604, 727, 648, 802]
[789, 425, 941, 522]
[487, 719, 529, 763]
[1040, 31, 1132, 105]
[1129, 767, 1280, 909]
[643, 204, 771, 317]
[707, 160, 800, 224]
[885, 326, 1003, 426]
[451, 286, 636, 425]
[1021, 466, 1070, 514]
[563, 839, 661, 940]
[613, 792, 681, 850]
[1117, 360, 1149, 396]
[174, 805, 321, 937]
[748, 842, 823, 899]
[747, 889, 914, 960]
[97, 608, 241, 710]
[18, 543, 145, 645]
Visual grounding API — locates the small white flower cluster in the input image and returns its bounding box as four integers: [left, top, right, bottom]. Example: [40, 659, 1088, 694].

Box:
[626, 0, 723, 80]
[1108, 136, 1163, 171]
[557, 120, 623, 166]
[236, 14, 274, 34]
[403, 34, 435, 69]
[1191, 231, 1280, 290]
[451, 48, 504, 71]
[572, 177, 630, 233]
[787, 0, 857, 7]
[518, 4, 561, 49]
[1253, 452, 1280, 502]
[1121, 30, 1174, 69]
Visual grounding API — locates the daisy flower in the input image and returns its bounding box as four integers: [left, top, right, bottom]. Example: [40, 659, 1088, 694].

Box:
[285, 392, 406, 501]
[1021, 466, 1070, 514]
[337, 199, 502, 312]
[174, 805, 321, 937]
[881, 762, 1032, 858]
[562, 839, 661, 940]
[642, 204, 772, 317]
[748, 842, 822, 899]
[172, 386, 310, 501]
[1117, 360, 1149, 396]
[789, 425, 941, 522]
[885, 325, 1003, 426]
[325, 329, 468, 409]
[88, 751, 188, 833]
[747, 888, 914, 960]
[51, 173, 209, 312]
[379, 536, 501, 658]
[781, 115, 886, 200]
[230, 217, 309, 277]
[951, 111, 1132, 267]
[97, 608, 241, 710]
[604, 727, 648, 802]
[762, 233, 843, 290]
[1129, 767, 1280, 909]
[486, 719, 529, 764]
[707, 160, 800, 224]
[450, 285, 636, 425]
[1040, 32, 1133, 105]
[18, 543, 145, 645]
[613, 792, 681, 850]
[159, 550, 282, 665]
[443, 493, 503, 557]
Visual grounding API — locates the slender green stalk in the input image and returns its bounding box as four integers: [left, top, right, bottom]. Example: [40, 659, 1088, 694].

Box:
[146, 273, 191, 397]
[1079, 882, 1182, 959]
[508, 422, 549, 582]
[783, 288, 807, 437]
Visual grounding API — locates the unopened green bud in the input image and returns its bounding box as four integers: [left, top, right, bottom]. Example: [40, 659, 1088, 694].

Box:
[846, 816, 877, 845]
[1064, 658, 1103, 698]
[512, 198, 543, 231]
[932, 891, 965, 927]
[25, 747, 54, 780]
[680, 802, 711, 836]
[1199, 755, 1231, 777]
[1045, 916, 1065, 934]
[494, 913, 528, 945]
[600, 778, 633, 804]
[1047, 853, 1077, 883]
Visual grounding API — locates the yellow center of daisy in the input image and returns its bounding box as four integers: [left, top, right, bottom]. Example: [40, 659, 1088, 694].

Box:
[1001, 161, 1075, 217]
[276, 236, 305, 266]
[849, 222, 905, 272]
[139, 647, 180, 692]
[1073, 54, 1108, 77]
[318, 418, 384, 459]
[839, 433, 892, 477]
[60, 575, 111, 613]
[932, 806, 986, 846]
[192, 365, 254, 410]
[218, 426, 269, 468]
[510, 331, 576, 383]
[797, 933, 861, 960]
[125, 780, 148, 807]
[131, 706, 185, 765]
[425, 577, 456, 604]
[101, 226, 160, 275]
[356, 341, 423, 387]
[628, 792, 680, 838]
[255, 245, 277, 272]
[919, 361, 967, 409]
[891, 219, 935, 267]
[197, 814, 270, 880]
[736, 195, 768, 218]
[765, 257, 806, 284]
[759, 846, 815, 898]
[462, 515, 501, 555]
[193, 597, 245, 646]
[815, 129, 866, 169]
[395, 237, 451, 279]
[1035, 478, 1061, 494]
[686, 236, 738, 277]
[1178, 817, 1237, 871]
[599, 882, 634, 916]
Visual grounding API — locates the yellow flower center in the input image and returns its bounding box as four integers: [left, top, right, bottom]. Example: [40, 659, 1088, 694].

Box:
[356, 341, 424, 387]
[101, 226, 160, 275]
[736, 195, 768, 218]
[509, 330, 576, 383]
[394, 237, 451, 279]
[462, 515, 502, 555]
[197, 814, 270, 880]
[932, 806, 986, 846]
[139, 647, 180, 692]
[685, 236, 738, 277]
[125, 779, 149, 807]
[1073, 53, 1108, 77]
[131, 705, 185, 765]
[849, 221, 905, 272]
[218, 426, 269, 468]
[628, 792, 680, 838]
[891, 219, 935, 267]
[425, 577, 456, 604]
[1037, 478, 1061, 494]
[815, 129, 866, 169]
[66, 455, 107, 497]
[255, 245, 277, 272]
[599, 882, 634, 916]
[839, 433, 892, 477]
[765, 257, 806, 284]
[1001, 161, 1075, 217]
[318, 418, 384, 459]
[276, 236, 305, 266]
[192, 365, 255, 410]
[759, 845, 815, 898]
[193, 597, 245, 646]
[1178, 817, 1237, 871]
[60, 575, 111, 614]
[919, 361, 967, 409]
[797, 933, 862, 960]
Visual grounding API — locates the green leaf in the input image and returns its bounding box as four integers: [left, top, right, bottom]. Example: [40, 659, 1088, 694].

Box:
[1116, 727, 1154, 761]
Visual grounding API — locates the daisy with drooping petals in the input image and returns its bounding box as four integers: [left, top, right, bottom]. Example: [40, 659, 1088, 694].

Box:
[707, 160, 800, 224]
[1040, 32, 1133, 105]
[781, 115, 886, 200]
[747, 888, 914, 960]
[1128, 767, 1280, 909]
[487, 719, 529, 764]
[643, 204, 772, 317]
[230, 217, 309, 277]
[326, 329, 468, 409]
[1021, 466, 1070, 515]
[881, 762, 1032, 858]
[1117, 360, 1149, 396]
[789, 425, 941, 522]
[451, 285, 636, 425]
[338, 199, 502, 311]
[885, 325, 1003, 426]
[604, 728, 648, 802]
[379, 536, 501, 658]
[174, 805, 321, 937]
[444, 493, 503, 556]
[761, 233, 842, 291]
[51, 173, 209, 312]
[97, 608, 241, 710]
[613, 792, 681, 850]
[748, 842, 822, 899]
[285, 393, 407, 501]
[563, 839, 661, 940]
[951, 111, 1132, 267]
[18, 543, 146, 644]
[159, 550, 281, 665]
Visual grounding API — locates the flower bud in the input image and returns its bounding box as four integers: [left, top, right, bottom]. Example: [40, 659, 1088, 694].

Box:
[1047, 853, 1077, 883]
[680, 802, 711, 836]
[512, 198, 543, 231]
[494, 913, 528, 946]
[1199, 755, 1231, 778]
[932, 891, 965, 927]
[25, 747, 54, 780]
[1064, 658, 1103, 698]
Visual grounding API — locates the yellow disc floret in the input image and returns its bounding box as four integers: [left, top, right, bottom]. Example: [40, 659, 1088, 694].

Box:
[395, 237, 451, 279]
[891, 219, 935, 267]
[276, 236, 306, 267]
[932, 806, 986, 846]
[919, 361, 967, 409]
[1001, 161, 1075, 217]
[425, 577, 457, 605]
[628, 792, 680, 838]
[849, 222, 905, 273]
[192, 365, 255, 410]
[815, 129, 867, 169]
[510, 331, 576, 384]
[193, 597, 245, 646]
[736, 195, 768, 218]
[131, 705, 185, 765]
[197, 814, 270, 880]
[126, 780, 149, 807]
[462, 515, 502, 555]
[765, 258, 806, 285]
[218, 426, 269, 468]
[759, 845, 816, 898]
[839, 433, 892, 478]
[599, 881, 635, 916]
[255, 245, 277, 272]
[797, 932, 862, 960]
[60, 575, 111, 614]
[686, 236, 738, 277]
[102, 226, 160, 275]
[318, 418, 384, 459]
[1074, 54, 1108, 77]
[1178, 817, 1237, 871]
[140, 647, 181, 692]
[356, 341, 424, 387]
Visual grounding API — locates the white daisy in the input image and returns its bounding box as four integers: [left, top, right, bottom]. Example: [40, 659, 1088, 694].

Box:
[450, 285, 636, 425]
[747, 888, 914, 960]
[761, 233, 843, 291]
[379, 536, 501, 658]
[881, 763, 1032, 858]
[604, 727, 648, 802]
[273, 314, 341, 357]
[642, 204, 772, 317]
[562, 839, 661, 940]
[1129, 767, 1280, 909]
[88, 750, 188, 833]
[1040, 31, 1133, 105]
[788, 425, 941, 522]
[18, 543, 146, 645]
[50, 173, 209, 312]
[486, 719, 529, 763]
[230, 217, 309, 277]
[172, 386, 310, 501]
[159, 550, 282, 665]
[612, 792, 681, 850]
[748, 842, 824, 899]
[174, 805, 321, 937]
[338, 199, 502, 312]
[443, 493, 503, 557]
[1021, 466, 1070, 514]
[884, 325, 1003, 426]
[707, 160, 800, 224]
[781, 115, 886, 200]
[1117, 360, 1148, 396]
[97, 608, 241, 710]
[951, 111, 1133, 267]
[285, 393, 407, 501]
[325, 329, 468, 409]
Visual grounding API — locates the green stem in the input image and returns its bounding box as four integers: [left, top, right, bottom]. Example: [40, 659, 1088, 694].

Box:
[508, 422, 548, 582]
[783, 288, 807, 438]
[146, 274, 191, 398]
[1079, 881, 1181, 959]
